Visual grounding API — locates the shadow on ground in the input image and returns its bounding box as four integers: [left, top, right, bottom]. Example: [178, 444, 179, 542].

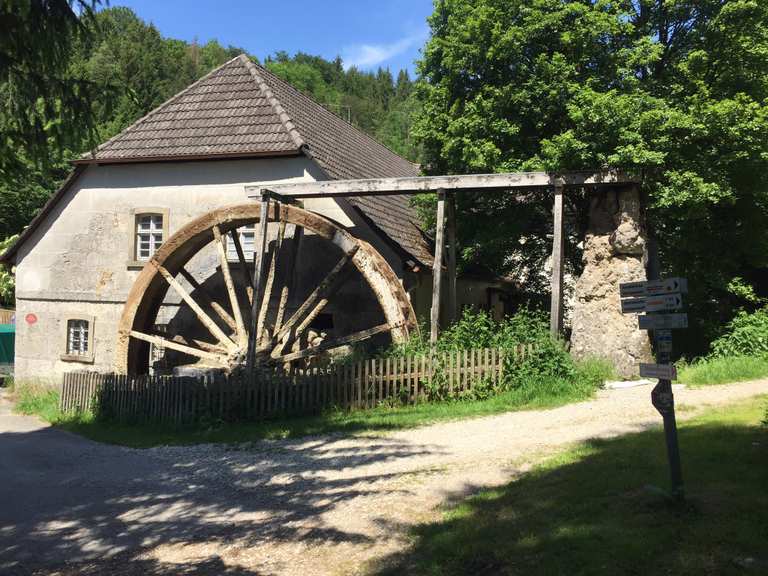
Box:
[0, 422, 442, 575]
[373, 408, 768, 576]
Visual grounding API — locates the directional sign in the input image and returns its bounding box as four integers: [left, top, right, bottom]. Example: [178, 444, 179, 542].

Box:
[656, 329, 674, 354]
[638, 313, 688, 330]
[619, 277, 688, 298]
[621, 294, 683, 314]
[640, 363, 678, 380]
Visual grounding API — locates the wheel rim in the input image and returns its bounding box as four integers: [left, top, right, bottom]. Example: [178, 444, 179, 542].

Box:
[116, 202, 417, 374]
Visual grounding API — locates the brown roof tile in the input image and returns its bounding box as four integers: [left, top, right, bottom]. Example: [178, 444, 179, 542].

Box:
[76, 54, 431, 266]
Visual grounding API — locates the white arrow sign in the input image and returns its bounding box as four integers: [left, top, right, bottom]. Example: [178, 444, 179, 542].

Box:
[640, 363, 677, 380]
[619, 277, 688, 298]
[638, 313, 688, 330]
[621, 294, 683, 314]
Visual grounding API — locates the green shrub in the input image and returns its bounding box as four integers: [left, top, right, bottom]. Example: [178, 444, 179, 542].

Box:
[710, 307, 768, 358]
[382, 308, 609, 403]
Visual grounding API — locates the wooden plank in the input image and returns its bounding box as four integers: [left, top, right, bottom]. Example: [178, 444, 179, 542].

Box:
[248, 170, 639, 199]
[273, 225, 302, 335]
[431, 189, 446, 344]
[550, 177, 565, 336]
[446, 192, 457, 325]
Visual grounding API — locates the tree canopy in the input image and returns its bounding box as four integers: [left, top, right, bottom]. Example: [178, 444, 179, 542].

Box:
[415, 0, 768, 352]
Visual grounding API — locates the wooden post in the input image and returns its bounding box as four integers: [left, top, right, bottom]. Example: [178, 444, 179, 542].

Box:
[446, 191, 457, 325]
[248, 190, 271, 369]
[549, 177, 565, 337]
[431, 189, 447, 344]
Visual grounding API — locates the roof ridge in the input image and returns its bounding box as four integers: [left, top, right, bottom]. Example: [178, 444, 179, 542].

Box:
[79, 54, 254, 161]
[239, 55, 305, 150]
[255, 63, 419, 169]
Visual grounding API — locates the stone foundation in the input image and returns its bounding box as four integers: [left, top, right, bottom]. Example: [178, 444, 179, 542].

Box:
[570, 187, 653, 378]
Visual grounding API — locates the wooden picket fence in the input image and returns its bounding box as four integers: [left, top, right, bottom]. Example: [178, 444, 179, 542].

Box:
[0, 308, 14, 324]
[60, 345, 534, 425]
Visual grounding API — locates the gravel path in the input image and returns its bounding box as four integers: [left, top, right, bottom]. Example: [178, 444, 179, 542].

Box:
[1, 380, 767, 575]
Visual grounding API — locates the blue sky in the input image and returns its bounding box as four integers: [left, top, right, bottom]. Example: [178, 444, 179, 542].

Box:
[110, 0, 435, 74]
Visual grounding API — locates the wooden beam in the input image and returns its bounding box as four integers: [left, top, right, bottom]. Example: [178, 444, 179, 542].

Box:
[212, 225, 247, 348]
[246, 170, 639, 199]
[178, 268, 237, 331]
[550, 177, 566, 337]
[446, 192, 457, 325]
[247, 192, 270, 367]
[229, 228, 254, 305]
[274, 323, 393, 363]
[151, 261, 238, 352]
[431, 189, 447, 345]
[271, 249, 357, 357]
[130, 330, 227, 364]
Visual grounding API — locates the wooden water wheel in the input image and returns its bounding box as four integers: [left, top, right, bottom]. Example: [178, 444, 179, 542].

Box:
[116, 201, 417, 374]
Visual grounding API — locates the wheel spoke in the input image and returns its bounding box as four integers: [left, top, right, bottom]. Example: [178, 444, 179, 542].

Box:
[272, 247, 358, 356]
[130, 330, 229, 365]
[229, 228, 254, 305]
[178, 268, 237, 331]
[151, 261, 238, 352]
[213, 225, 248, 348]
[257, 241, 277, 343]
[273, 323, 393, 363]
[273, 223, 302, 334]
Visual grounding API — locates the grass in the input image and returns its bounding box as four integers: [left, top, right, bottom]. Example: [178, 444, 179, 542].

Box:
[375, 397, 768, 576]
[13, 358, 611, 448]
[677, 355, 768, 386]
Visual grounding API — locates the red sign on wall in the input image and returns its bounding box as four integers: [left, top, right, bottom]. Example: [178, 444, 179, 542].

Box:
[25, 313, 37, 325]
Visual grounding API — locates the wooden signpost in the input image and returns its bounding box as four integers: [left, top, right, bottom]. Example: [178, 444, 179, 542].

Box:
[620, 277, 688, 501]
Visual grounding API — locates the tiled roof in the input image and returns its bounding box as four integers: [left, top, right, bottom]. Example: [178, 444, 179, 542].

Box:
[77, 55, 431, 266]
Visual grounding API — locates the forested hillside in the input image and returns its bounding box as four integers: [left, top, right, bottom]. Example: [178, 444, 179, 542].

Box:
[0, 6, 418, 244]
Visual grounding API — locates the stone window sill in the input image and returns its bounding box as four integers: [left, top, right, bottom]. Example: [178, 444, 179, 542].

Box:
[60, 354, 95, 364]
[127, 260, 150, 270]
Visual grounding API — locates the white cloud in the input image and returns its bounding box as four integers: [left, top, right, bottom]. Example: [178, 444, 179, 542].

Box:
[342, 30, 427, 70]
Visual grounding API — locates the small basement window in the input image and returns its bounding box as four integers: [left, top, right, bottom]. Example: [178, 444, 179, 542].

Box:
[135, 213, 164, 261]
[62, 317, 95, 363]
[226, 224, 256, 262]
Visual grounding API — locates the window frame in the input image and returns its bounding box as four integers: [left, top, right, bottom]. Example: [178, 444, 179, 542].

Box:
[61, 315, 95, 363]
[127, 208, 169, 268]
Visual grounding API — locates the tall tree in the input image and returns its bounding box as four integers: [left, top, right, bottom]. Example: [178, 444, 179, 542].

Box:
[415, 0, 768, 352]
[0, 0, 102, 177]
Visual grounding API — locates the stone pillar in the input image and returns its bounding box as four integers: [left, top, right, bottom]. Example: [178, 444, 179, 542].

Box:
[570, 186, 653, 378]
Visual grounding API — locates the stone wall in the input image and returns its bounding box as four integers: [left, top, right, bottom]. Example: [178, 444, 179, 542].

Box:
[570, 186, 653, 378]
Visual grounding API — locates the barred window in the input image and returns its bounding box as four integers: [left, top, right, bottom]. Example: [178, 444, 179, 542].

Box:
[67, 320, 90, 356]
[226, 224, 256, 262]
[136, 214, 164, 261]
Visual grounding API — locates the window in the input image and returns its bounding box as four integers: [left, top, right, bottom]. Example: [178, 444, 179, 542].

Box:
[62, 317, 94, 362]
[67, 320, 89, 355]
[136, 213, 164, 261]
[226, 224, 256, 262]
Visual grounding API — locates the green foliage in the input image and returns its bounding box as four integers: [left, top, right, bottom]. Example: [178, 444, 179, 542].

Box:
[14, 382, 61, 423]
[710, 307, 768, 358]
[0, 235, 17, 306]
[677, 355, 768, 386]
[383, 308, 610, 403]
[415, 0, 768, 355]
[0, 0, 103, 177]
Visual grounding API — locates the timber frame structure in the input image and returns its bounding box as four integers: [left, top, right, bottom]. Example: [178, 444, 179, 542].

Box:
[248, 170, 640, 343]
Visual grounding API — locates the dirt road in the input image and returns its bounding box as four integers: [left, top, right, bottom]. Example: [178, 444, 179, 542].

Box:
[1, 380, 766, 575]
